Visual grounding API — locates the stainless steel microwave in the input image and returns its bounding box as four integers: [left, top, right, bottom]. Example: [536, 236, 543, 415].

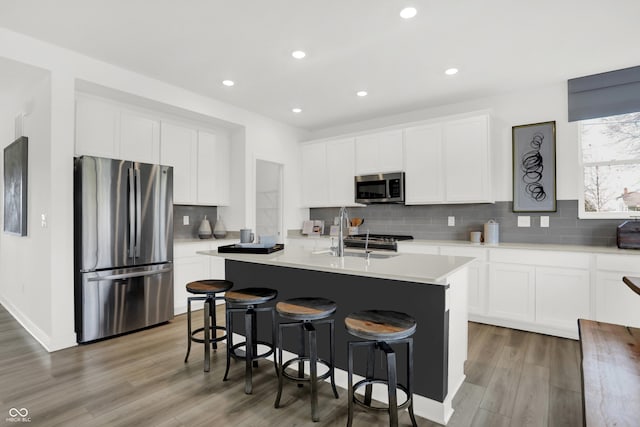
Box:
[355, 172, 405, 204]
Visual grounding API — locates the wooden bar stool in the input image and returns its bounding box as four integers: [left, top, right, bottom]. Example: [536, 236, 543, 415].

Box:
[345, 310, 418, 427]
[184, 279, 233, 372]
[223, 287, 278, 394]
[274, 297, 339, 422]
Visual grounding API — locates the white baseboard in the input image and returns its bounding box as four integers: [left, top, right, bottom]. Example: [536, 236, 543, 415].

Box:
[0, 295, 53, 352]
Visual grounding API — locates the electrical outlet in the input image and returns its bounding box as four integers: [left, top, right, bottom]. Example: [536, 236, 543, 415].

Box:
[448, 216, 455, 227]
[540, 216, 549, 227]
[517, 216, 531, 227]
[183, 215, 190, 226]
[41, 213, 47, 228]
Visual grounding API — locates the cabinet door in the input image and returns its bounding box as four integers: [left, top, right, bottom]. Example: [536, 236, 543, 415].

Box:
[595, 272, 640, 328]
[404, 124, 444, 204]
[536, 267, 590, 331]
[197, 131, 231, 206]
[75, 96, 119, 158]
[173, 256, 211, 315]
[300, 143, 328, 207]
[160, 122, 197, 204]
[441, 246, 487, 315]
[326, 138, 356, 206]
[355, 130, 403, 174]
[488, 263, 535, 322]
[120, 110, 160, 164]
[443, 115, 491, 202]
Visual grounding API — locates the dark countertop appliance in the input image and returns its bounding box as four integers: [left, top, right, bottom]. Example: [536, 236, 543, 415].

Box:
[74, 156, 174, 343]
[617, 220, 640, 249]
[355, 172, 405, 204]
[343, 234, 413, 251]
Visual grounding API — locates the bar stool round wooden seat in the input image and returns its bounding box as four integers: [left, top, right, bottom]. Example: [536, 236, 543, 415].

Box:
[345, 310, 418, 427]
[274, 297, 339, 422]
[184, 279, 233, 372]
[223, 287, 278, 394]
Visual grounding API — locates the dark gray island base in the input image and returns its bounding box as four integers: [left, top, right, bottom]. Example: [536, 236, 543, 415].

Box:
[224, 258, 468, 424]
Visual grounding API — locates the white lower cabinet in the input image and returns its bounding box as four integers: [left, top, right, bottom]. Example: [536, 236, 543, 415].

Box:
[173, 241, 230, 315]
[595, 254, 640, 328]
[535, 267, 590, 331]
[440, 246, 487, 316]
[488, 263, 535, 323]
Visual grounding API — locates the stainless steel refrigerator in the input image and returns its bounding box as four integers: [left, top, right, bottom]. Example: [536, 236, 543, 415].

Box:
[74, 156, 174, 343]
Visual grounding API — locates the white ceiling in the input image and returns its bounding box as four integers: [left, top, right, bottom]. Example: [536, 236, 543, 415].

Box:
[0, 1, 639, 131]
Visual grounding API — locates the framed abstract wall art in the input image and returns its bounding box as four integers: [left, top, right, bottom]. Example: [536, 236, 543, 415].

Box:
[512, 121, 556, 212]
[4, 136, 28, 236]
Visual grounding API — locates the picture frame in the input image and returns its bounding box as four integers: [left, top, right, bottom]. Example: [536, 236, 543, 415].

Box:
[512, 121, 556, 212]
[4, 136, 28, 236]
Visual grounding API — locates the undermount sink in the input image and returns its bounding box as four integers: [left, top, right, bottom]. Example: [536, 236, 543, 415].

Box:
[343, 251, 397, 259]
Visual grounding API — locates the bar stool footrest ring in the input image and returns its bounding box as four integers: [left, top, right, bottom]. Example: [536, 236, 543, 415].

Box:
[229, 340, 275, 361]
[352, 379, 413, 412]
[281, 357, 333, 383]
[190, 326, 227, 344]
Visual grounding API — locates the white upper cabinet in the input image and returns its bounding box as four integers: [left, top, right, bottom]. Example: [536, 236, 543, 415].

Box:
[120, 110, 160, 164]
[300, 142, 329, 207]
[300, 138, 358, 207]
[326, 138, 356, 206]
[443, 115, 491, 202]
[160, 122, 197, 204]
[197, 130, 230, 206]
[404, 113, 492, 204]
[404, 124, 444, 203]
[355, 129, 403, 175]
[75, 95, 160, 164]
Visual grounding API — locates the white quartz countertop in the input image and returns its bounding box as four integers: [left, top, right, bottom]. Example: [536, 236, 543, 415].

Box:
[197, 247, 474, 285]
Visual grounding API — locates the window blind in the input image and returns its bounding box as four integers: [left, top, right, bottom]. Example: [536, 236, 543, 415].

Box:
[568, 65, 640, 122]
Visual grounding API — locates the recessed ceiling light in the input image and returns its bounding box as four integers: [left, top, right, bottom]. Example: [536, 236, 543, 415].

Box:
[356, 91, 368, 97]
[400, 7, 417, 19]
[291, 50, 306, 59]
[444, 68, 459, 76]
[292, 108, 302, 113]
[222, 80, 235, 86]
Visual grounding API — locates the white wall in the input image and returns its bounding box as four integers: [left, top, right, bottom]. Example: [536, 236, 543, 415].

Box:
[0, 74, 53, 346]
[0, 27, 309, 350]
[308, 83, 578, 203]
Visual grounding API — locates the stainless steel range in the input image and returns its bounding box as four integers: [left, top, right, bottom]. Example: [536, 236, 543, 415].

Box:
[343, 234, 413, 251]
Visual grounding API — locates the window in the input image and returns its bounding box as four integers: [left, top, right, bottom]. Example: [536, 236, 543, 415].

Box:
[579, 111, 640, 218]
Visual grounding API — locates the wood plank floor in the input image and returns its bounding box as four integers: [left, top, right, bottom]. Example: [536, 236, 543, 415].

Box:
[0, 305, 582, 426]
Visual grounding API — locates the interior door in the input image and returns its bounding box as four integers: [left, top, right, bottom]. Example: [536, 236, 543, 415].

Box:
[255, 159, 283, 242]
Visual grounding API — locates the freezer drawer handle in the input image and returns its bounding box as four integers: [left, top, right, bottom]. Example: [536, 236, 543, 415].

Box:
[87, 267, 172, 281]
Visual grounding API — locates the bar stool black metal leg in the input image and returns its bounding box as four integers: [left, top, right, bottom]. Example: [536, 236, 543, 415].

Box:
[296, 322, 306, 386]
[223, 308, 233, 381]
[271, 308, 278, 377]
[364, 343, 376, 406]
[251, 307, 259, 368]
[381, 342, 398, 427]
[407, 338, 417, 427]
[244, 308, 254, 394]
[306, 322, 319, 422]
[274, 323, 285, 408]
[210, 296, 218, 350]
[347, 342, 355, 427]
[329, 319, 339, 399]
[204, 299, 211, 373]
[184, 298, 192, 363]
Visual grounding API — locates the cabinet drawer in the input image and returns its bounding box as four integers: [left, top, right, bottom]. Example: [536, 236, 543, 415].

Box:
[397, 243, 439, 255]
[439, 246, 487, 261]
[596, 253, 640, 273]
[174, 242, 212, 258]
[489, 249, 589, 269]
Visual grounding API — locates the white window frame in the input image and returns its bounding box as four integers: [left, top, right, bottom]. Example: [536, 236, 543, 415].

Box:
[578, 121, 640, 219]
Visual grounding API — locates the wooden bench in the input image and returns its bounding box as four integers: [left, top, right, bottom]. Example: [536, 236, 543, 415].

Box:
[578, 319, 640, 426]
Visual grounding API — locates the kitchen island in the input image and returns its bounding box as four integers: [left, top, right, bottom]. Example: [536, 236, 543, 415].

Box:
[198, 248, 473, 424]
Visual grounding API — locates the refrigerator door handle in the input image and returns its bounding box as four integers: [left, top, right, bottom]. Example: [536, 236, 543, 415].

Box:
[87, 266, 173, 282]
[128, 167, 136, 258]
[135, 168, 142, 258]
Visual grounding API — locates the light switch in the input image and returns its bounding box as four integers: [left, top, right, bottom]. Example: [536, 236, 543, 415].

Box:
[540, 216, 550, 228]
[517, 216, 531, 227]
[448, 216, 455, 227]
[183, 215, 190, 226]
